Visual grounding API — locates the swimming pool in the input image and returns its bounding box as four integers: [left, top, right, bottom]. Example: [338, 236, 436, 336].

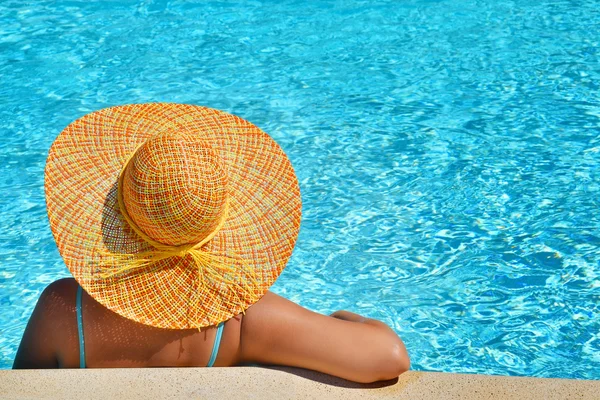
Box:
[1, 0, 599, 378]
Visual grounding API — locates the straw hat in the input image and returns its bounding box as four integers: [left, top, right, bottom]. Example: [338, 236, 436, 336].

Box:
[45, 103, 302, 329]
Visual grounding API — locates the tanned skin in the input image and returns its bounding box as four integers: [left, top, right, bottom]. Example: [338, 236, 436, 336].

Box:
[13, 278, 410, 383]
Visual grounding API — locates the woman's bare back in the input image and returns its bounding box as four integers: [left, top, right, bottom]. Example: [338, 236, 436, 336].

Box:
[14, 278, 409, 383]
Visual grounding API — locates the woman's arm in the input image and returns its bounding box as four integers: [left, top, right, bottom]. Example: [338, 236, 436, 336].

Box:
[239, 291, 410, 383]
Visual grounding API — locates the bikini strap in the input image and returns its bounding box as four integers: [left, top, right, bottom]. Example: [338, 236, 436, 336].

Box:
[76, 285, 86, 368]
[206, 322, 224, 367]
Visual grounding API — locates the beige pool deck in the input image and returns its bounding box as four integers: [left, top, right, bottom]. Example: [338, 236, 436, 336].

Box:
[1, 367, 599, 399]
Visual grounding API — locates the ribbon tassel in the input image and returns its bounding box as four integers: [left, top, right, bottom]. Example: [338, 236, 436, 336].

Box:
[97, 244, 261, 307]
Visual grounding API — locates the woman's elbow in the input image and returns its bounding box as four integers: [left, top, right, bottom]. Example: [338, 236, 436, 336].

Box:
[391, 341, 411, 375]
[353, 338, 410, 383]
[374, 340, 411, 382]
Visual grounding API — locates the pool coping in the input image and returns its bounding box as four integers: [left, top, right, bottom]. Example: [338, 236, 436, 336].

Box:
[1, 367, 599, 399]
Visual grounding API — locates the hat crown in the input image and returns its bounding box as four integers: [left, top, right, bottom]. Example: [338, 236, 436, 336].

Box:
[121, 131, 228, 246]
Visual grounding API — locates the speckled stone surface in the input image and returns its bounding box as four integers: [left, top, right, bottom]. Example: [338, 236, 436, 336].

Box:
[1, 367, 598, 399]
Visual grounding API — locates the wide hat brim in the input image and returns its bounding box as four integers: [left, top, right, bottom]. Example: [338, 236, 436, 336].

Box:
[45, 103, 302, 329]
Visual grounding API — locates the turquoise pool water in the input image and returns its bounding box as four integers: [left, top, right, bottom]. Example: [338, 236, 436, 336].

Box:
[1, 0, 599, 378]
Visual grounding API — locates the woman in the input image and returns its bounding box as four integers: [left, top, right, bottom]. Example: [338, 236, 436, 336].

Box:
[13, 103, 410, 383]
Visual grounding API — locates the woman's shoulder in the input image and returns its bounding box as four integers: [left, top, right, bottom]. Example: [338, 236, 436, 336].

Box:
[13, 278, 79, 368]
[41, 277, 79, 301]
[28, 278, 79, 328]
[36, 278, 80, 323]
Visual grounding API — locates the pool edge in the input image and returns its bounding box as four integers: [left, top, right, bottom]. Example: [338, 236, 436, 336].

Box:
[1, 367, 598, 399]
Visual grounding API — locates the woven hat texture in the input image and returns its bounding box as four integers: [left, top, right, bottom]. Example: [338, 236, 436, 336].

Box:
[45, 103, 302, 329]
